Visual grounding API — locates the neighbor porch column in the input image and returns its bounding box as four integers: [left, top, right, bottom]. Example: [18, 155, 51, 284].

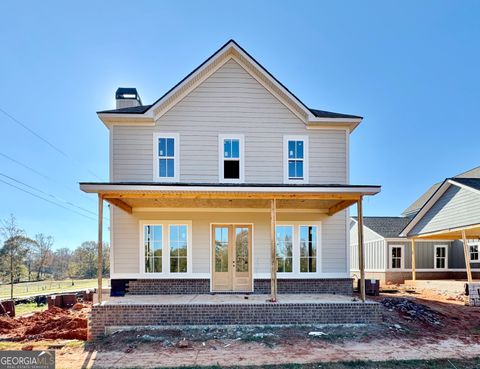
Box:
[357, 197, 366, 302]
[270, 198, 277, 301]
[97, 194, 104, 303]
[462, 230, 473, 283]
[411, 238, 416, 283]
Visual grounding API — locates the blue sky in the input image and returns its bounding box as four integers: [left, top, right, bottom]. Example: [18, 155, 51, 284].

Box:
[0, 1, 478, 249]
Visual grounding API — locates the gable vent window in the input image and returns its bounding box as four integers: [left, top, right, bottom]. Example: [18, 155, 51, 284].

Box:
[153, 133, 179, 181]
[284, 136, 308, 183]
[219, 135, 244, 182]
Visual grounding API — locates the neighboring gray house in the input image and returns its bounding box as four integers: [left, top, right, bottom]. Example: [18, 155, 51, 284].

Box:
[351, 167, 480, 284]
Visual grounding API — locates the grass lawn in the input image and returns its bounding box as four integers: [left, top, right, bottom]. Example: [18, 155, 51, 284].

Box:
[165, 358, 480, 369]
[0, 279, 107, 299]
[14, 302, 47, 316]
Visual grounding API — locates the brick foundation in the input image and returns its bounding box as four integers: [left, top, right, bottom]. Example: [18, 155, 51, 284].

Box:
[89, 300, 381, 339]
[124, 278, 353, 295]
[254, 279, 353, 295]
[126, 279, 210, 295]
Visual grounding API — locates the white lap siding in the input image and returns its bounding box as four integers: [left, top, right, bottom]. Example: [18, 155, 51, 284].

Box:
[110, 59, 347, 184]
[110, 207, 348, 278]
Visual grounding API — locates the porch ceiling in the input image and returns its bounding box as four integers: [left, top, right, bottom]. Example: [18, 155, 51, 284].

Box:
[80, 182, 381, 216]
[412, 224, 480, 240]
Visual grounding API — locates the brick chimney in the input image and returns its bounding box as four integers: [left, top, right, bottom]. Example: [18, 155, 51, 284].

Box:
[115, 87, 142, 109]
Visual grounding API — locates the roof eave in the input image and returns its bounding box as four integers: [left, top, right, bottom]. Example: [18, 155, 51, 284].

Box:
[306, 118, 362, 132]
[97, 112, 155, 127]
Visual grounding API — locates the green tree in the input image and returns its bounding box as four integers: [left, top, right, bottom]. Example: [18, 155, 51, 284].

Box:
[0, 215, 36, 299]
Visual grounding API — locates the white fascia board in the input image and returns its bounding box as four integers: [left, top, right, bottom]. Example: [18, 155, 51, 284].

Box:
[97, 113, 154, 128]
[400, 180, 451, 237]
[448, 179, 480, 196]
[80, 183, 381, 195]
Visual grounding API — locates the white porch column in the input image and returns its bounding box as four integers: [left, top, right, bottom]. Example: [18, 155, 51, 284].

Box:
[462, 230, 473, 283]
[357, 197, 366, 302]
[97, 194, 104, 303]
[270, 199, 277, 301]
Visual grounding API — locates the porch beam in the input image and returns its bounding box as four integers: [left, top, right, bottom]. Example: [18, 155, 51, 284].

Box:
[357, 197, 366, 302]
[328, 200, 357, 216]
[411, 238, 416, 283]
[102, 193, 363, 201]
[105, 198, 132, 214]
[462, 230, 473, 283]
[97, 194, 104, 303]
[270, 199, 277, 302]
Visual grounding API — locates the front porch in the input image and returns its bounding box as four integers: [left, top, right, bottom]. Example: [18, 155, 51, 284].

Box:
[89, 293, 381, 339]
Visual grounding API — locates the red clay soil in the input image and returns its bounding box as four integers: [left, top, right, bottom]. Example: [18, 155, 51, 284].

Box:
[0, 306, 88, 341]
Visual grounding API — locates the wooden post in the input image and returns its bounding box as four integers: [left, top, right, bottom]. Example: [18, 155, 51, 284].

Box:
[357, 197, 366, 302]
[411, 238, 416, 283]
[270, 199, 277, 301]
[462, 230, 473, 283]
[97, 194, 104, 303]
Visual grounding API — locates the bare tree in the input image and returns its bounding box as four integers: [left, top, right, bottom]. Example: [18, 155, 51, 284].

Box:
[51, 247, 72, 280]
[33, 233, 54, 280]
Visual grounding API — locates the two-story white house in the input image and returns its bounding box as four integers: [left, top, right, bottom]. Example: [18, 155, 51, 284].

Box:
[80, 40, 381, 338]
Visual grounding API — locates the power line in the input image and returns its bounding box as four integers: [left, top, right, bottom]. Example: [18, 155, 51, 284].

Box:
[0, 151, 96, 204]
[0, 106, 103, 180]
[0, 172, 109, 221]
[0, 178, 97, 222]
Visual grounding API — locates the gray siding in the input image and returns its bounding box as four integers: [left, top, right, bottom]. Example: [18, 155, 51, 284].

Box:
[386, 240, 451, 269]
[410, 185, 480, 235]
[111, 59, 346, 184]
[111, 207, 347, 276]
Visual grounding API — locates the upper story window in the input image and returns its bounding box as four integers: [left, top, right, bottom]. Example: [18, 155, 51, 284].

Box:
[219, 134, 244, 182]
[153, 133, 179, 181]
[284, 135, 308, 183]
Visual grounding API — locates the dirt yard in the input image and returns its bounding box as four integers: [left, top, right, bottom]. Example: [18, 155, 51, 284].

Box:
[1, 287, 479, 368]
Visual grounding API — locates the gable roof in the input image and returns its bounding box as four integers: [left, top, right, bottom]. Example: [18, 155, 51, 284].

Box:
[352, 216, 410, 238]
[400, 178, 480, 237]
[97, 40, 363, 129]
[402, 166, 480, 217]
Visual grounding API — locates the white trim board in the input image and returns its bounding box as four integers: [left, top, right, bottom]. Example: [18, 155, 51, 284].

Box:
[81, 183, 381, 195]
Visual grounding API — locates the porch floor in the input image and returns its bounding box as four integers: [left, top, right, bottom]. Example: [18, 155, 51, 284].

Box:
[101, 293, 361, 306]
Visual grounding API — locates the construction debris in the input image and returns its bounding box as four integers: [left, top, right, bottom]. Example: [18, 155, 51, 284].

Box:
[308, 331, 328, 337]
[0, 305, 89, 340]
[380, 298, 443, 326]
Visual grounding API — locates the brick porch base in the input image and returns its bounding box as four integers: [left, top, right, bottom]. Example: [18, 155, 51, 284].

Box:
[88, 295, 380, 339]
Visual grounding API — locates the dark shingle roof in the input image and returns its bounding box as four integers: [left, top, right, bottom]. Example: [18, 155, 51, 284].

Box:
[402, 182, 441, 217]
[97, 40, 362, 120]
[451, 177, 480, 191]
[98, 104, 152, 114]
[309, 109, 362, 119]
[353, 216, 410, 238]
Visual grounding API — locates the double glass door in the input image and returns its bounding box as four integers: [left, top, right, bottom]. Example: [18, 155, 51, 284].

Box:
[212, 224, 252, 292]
